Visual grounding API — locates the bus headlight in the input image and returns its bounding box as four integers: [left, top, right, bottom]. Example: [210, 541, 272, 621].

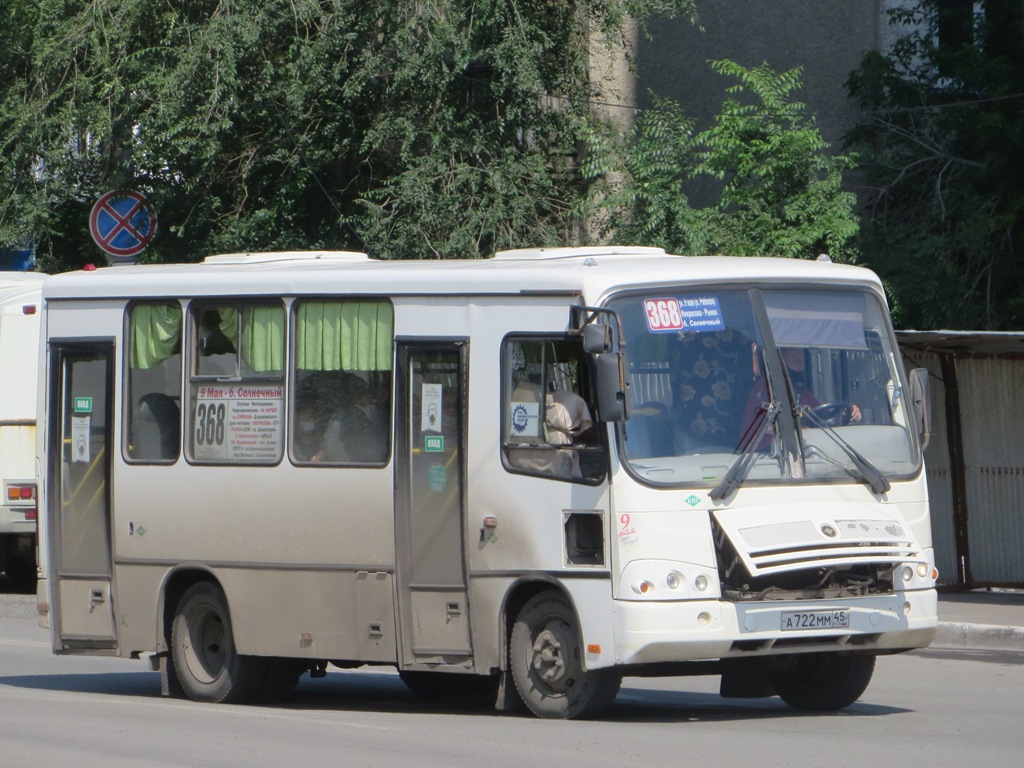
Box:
[617, 561, 719, 600]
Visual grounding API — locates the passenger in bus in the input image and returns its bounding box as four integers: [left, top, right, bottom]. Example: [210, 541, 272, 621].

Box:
[293, 399, 327, 462]
[292, 371, 387, 463]
[507, 343, 592, 478]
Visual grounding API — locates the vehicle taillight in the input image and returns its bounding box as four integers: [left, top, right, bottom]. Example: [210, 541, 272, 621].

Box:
[4, 483, 36, 525]
[6, 484, 35, 502]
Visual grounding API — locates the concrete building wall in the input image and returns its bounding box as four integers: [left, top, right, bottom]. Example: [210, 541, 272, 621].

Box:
[632, 1, 887, 149]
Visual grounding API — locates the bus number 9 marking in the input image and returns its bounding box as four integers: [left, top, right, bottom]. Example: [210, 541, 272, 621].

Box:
[620, 513, 630, 531]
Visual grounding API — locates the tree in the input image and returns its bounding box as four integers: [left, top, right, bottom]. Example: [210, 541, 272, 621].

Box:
[583, 60, 860, 262]
[0, 0, 695, 270]
[846, 0, 1024, 329]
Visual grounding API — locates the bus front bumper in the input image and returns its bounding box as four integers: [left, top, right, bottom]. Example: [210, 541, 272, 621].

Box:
[604, 589, 937, 669]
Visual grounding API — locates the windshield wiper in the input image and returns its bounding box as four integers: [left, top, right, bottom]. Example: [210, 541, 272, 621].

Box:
[710, 400, 781, 502]
[799, 407, 891, 494]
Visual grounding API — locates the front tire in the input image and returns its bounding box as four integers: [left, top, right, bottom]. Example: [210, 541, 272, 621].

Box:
[171, 582, 265, 704]
[769, 652, 875, 711]
[510, 590, 621, 719]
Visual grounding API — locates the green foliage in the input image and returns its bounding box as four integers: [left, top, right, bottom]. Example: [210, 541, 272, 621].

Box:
[0, 0, 695, 269]
[587, 60, 860, 261]
[846, 0, 1024, 329]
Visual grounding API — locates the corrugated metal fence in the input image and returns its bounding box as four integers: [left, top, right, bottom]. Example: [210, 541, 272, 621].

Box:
[899, 332, 1024, 588]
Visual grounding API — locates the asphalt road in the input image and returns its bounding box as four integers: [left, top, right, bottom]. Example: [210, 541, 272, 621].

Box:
[1, 590, 1022, 767]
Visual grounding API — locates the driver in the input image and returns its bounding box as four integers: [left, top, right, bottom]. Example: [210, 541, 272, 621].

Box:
[780, 347, 862, 422]
[738, 347, 861, 450]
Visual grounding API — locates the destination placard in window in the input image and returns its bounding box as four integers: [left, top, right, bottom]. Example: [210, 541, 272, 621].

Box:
[193, 384, 283, 462]
[643, 295, 725, 333]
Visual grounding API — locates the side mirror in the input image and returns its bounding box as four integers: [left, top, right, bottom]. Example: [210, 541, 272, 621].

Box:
[595, 352, 631, 423]
[908, 367, 931, 451]
[583, 323, 610, 354]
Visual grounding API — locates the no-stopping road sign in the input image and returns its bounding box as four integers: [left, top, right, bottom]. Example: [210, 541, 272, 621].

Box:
[89, 190, 158, 259]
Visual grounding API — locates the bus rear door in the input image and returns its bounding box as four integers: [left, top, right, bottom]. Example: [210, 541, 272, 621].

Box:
[47, 341, 116, 650]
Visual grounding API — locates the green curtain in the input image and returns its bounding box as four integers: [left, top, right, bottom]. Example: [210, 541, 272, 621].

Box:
[241, 306, 284, 373]
[129, 304, 182, 369]
[217, 306, 239, 346]
[296, 301, 393, 371]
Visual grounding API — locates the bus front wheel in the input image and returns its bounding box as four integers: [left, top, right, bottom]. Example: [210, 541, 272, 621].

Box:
[171, 582, 265, 704]
[510, 590, 620, 719]
[769, 652, 876, 711]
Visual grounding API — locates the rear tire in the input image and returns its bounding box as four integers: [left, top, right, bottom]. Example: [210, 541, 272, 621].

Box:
[171, 582, 265, 704]
[769, 652, 875, 711]
[510, 590, 621, 719]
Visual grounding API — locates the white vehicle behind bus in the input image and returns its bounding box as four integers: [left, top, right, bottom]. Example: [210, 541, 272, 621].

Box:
[1, 272, 44, 583]
[36, 248, 936, 718]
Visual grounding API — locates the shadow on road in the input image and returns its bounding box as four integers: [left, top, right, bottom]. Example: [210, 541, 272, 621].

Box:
[0, 667, 910, 722]
[0, 572, 36, 595]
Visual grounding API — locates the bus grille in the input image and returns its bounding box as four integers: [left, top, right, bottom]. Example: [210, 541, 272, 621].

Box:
[744, 541, 917, 577]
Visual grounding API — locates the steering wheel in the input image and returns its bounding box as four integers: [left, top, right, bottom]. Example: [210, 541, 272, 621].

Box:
[809, 401, 853, 427]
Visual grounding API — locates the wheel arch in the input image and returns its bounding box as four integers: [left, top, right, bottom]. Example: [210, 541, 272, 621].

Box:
[497, 576, 579, 673]
[157, 565, 224, 653]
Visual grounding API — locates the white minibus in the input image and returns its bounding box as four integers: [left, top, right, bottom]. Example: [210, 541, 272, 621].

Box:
[36, 247, 936, 718]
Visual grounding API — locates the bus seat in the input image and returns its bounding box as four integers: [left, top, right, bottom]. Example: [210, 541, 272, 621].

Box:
[629, 367, 673, 409]
[625, 404, 674, 458]
[133, 393, 180, 460]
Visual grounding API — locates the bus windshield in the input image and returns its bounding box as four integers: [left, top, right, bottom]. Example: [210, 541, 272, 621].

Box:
[609, 286, 920, 488]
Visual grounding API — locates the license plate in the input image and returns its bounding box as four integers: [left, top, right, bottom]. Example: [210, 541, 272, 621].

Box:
[781, 609, 850, 631]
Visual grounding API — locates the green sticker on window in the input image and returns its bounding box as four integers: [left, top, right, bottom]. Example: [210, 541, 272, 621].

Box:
[427, 463, 447, 492]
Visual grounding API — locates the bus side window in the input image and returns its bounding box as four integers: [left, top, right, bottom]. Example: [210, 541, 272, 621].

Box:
[187, 302, 285, 464]
[502, 337, 604, 483]
[125, 302, 183, 463]
[290, 299, 393, 466]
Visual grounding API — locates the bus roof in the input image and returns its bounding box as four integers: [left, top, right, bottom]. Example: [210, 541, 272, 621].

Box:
[41, 249, 883, 303]
[0, 271, 46, 307]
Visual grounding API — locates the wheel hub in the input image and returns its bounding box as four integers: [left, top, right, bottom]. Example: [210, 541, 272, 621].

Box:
[530, 625, 576, 692]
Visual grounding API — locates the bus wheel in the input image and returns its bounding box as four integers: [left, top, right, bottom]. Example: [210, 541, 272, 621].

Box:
[510, 590, 620, 719]
[769, 652, 876, 711]
[171, 582, 265, 704]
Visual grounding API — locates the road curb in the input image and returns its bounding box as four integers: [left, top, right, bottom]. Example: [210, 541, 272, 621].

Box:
[934, 622, 1024, 651]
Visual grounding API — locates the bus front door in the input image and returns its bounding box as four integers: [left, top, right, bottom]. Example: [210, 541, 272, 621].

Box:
[48, 342, 116, 650]
[395, 341, 473, 669]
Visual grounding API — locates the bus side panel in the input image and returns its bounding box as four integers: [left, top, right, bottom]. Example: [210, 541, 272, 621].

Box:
[114, 464, 396, 660]
[113, 467, 396, 571]
[113, 563, 398, 662]
[220, 569, 397, 661]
